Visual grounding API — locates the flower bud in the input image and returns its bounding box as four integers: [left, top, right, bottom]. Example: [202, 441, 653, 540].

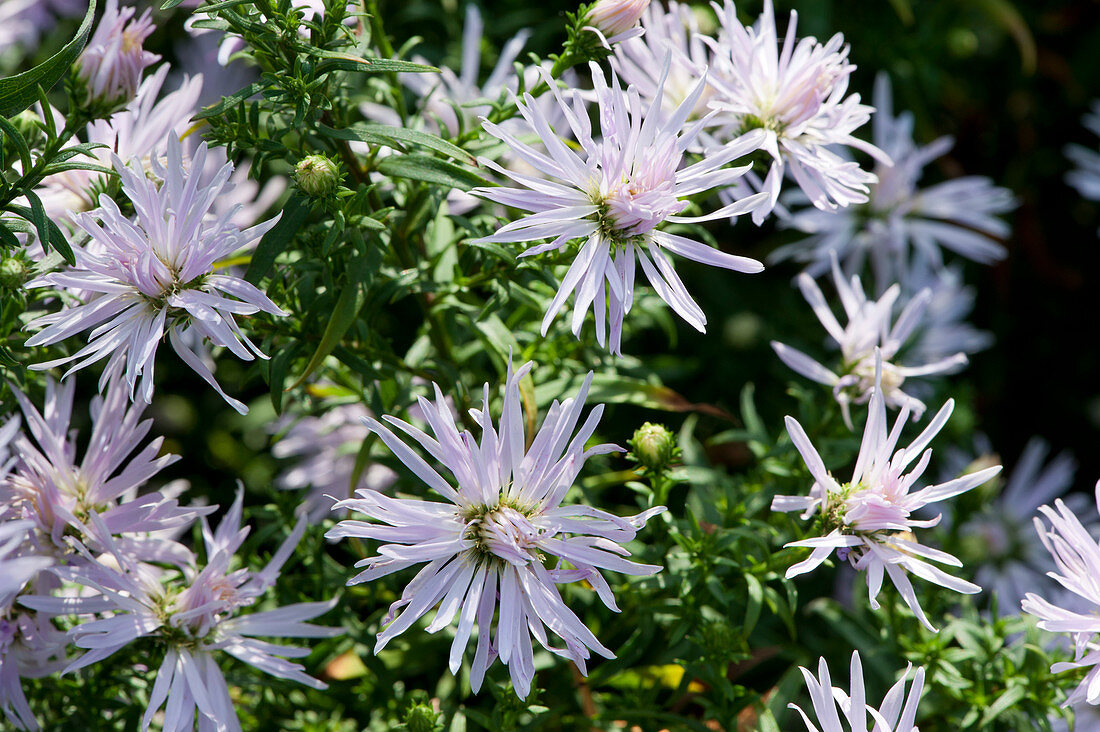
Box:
[295, 155, 342, 197]
[0, 257, 28, 290]
[628, 422, 677, 472]
[403, 697, 438, 732]
[11, 110, 44, 148]
[587, 0, 649, 39]
[76, 0, 159, 107]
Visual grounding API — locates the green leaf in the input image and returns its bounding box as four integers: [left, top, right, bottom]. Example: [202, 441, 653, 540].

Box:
[376, 154, 488, 191]
[40, 161, 114, 177]
[289, 255, 370, 389]
[160, 0, 187, 8]
[319, 124, 474, 164]
[981, 685, 1028, 725]
[0, 116, 33, 174]
[244, 195, 310, 284]
[194, 82, 267, 121]
[305, 48, 437, 76]
[12, 194, 74, 264]
[0, 0, 97, 117]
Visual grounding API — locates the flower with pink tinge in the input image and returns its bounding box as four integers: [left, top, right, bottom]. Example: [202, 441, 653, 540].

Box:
[25, 135, 286, 413]
[792, 651, 924, 731]
[273, 401, 397, 523]
[703, 0, 889, 223]
[0, 590, 69, 731]
[775, 73, 1014, 291]
[76, 0, 159, 106]
[771, 252, 968, 429]
[3, 376, 208, 566]
[326, 362, 665, 699]
[471, 58, 768, 355]
[585, 0, 649, 46]
[772, 351, 1001, 631]
[21, 494, 338, 732]
[1021, 480, 1100, 708]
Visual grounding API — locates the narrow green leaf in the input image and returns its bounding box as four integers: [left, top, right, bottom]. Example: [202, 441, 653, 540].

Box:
[194, 81, 267, 121]
[267, 345, 294, 414]
[0, 0, 97, 117]
[160, 0, 187, 8]
[312, 52, 438, 76]
[244, 195, 310, 284]
[376, 154, 488, 191]
[743, 573, 763, 637]
[289, 256, 369, 389]
[20, 191, 74, 264]
[40, 161, 114, 177]
[319, 124, 474, 164]
[0, 116, 33, 174]
[190, 0, 251, 10]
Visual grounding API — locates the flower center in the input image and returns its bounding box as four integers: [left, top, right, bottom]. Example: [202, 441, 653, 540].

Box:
[464, 502, 541, 567]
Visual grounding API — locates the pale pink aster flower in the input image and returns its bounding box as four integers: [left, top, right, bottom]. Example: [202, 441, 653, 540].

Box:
[770, 253, 968, 429]
[0, 0, 84, 50]
[792, 651, 924, 732]
[775, 74, 1014, 290]
[611, 1, 716, 122]
[0, 522, 50, 608]
[703, 0, 888, 224]
[76, 0, 159, 106]
[326, 362, 665, 699]
[25, 135, 286, 413]
[584, 0, 649, 46]
[273, 402, 397, 523]
[0, 587, 70, 732]
[1021, 480, 1100, 707]
[471, 59, 768, 354]
[903, 266, 992, 367]
[36, 65, 204, 225]
[4, 376, 208, 565]
[772, 351, 1001, 631]
[22, 496, 338, 732]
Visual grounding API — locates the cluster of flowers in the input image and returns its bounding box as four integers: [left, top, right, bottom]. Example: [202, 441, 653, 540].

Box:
[7, 0, 1100, 728]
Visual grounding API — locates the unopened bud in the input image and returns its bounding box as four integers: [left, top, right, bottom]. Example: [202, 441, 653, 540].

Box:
[628, 422, 677, 471]
[76, 0, 159, 107]
[295, 155, 342, 197]
[587, 0, 649, 39]
[404, 703, 438, 732]
[11, 110, 44, 148]
[0, 258, 28, 289]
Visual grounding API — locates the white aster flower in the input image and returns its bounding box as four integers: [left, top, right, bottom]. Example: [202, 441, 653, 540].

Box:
[1021, 480, 1100, 707]
[326, 362, 666, 699]
[21, 495, 338, 732]
[902, 266, 992, 367]
[703, 0, 888, 223]
[776, 73, 1014, 290]
[584, 0, 649, 46]
[772, 351, 1001, 631]
[4, 376, 207, 565]
[611, 0, 716, 122]
[771, 253, 968, 428]
[471, 59, 768, 354]
[273, 401, 397, 523]
[792, 651, 924, 732]
[0, 587, 70, 732]
[76, 0, 159, 106]
[25, 135, 286, 413]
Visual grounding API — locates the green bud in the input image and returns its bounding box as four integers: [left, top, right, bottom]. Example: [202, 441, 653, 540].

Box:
[628, 422, 677, 472]
[295, 154, 342, 197]
[404, 703, 438, 732]
[11, 110, 44, 147]
[0, 257, 28, 289]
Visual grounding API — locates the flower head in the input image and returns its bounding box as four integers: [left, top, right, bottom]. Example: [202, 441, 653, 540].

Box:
[76, 0, 159, 106]
[21, 496, 337, 732]
[586, 0, 649, 45]
[1066, 101, 1100, 234]
[771, 253, 968, 428]
[776, 73, 1014, 289]
[702, 0, 888, 223]
[26, 135, 286, 413]
[472, 59, 768, 354]
[326, 362, 665, 698]
[772, 351, 1001, 631]
[792, 651, 924, 732]
[1021, 480, 1100, 707]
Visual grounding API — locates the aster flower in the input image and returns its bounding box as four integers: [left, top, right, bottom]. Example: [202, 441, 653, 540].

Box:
[4, 375, 207, 565]
[1067, 101, 1100, 234]
[471, 59, 768, 354]
[76, 0, 159, 106]
[0, 584, 70, 732]
[792, 651, 924, 731]
[273, 401, 397, 523]
[584, 0, 648, 47]
[0, 522, 50, 609]
[25, 135, 286, 413]
[775, 74, 1014, 290]
[0, 0, 84, 50]
[611, 0, 715, 122]
[772, 351, 1001, 631]
[946, 437, 1082, 616]
[1021, 481, 1100, 707]
[903, 266, 992, 367]
[326, 362, 665, 699]
[771, 253, 968, 428]
[22, 495, 338, 732]
[703, 0, 889, 224]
